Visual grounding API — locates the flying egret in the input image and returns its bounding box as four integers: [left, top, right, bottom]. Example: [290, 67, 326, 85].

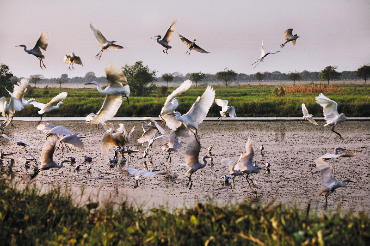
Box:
[38, 123, 84, 149]
[6, 78, 35, 107]
[163, 86, 215, 138]
[178, 34, 209, 55]
[63, 52, 83, 70]
[30, 92, 68, 122]
[90, 23, 124, 59]
[215, 99, 236, 119]
[319, 147, 356, 160]
[252, 40, 280, 68]
[176, 136, 212, 189]
[138, 118, 167, 158]
[280, 29, 299, 48]
[128, 166, 159, 188]
[16, 30, 49, 69]
[153, 20, 177, 54]
[315, 158, 353, 206]
[160, 80, 192, 116]
[302, 103, 318, 125]
[85, 63, 130, 125]
[222, 137, 261, 189]
[0, 96, 24, 128]
[39, 135, 70, 171]
[315, 93, 347, 139]
[101, 123, 135, 155]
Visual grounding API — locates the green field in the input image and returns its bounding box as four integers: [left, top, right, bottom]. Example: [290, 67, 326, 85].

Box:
[17, 84, 370, 117]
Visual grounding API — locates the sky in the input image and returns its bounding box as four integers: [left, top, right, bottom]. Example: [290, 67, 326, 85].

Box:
[1, 0, 369, 79]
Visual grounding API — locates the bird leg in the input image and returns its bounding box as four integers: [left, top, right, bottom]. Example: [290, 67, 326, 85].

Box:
[186, 176, 193, 189]
[134, 179, 139, 188]
[96, 50, 103, 60]
[331, 126, 343, 140]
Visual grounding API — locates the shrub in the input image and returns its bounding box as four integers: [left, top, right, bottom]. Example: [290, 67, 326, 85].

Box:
[158, 86, 168, 98]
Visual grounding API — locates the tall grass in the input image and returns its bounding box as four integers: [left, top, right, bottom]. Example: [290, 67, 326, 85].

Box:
[0, 180, 369, 245]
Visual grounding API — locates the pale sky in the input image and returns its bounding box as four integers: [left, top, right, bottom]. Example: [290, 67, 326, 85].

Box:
[1, 0, 369, 79]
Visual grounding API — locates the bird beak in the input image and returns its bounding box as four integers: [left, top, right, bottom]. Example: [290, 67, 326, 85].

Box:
[84, 82, 93, 85]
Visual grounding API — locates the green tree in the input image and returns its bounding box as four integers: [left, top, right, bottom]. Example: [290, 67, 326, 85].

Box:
[161, 73, 174, 87]
[255, 72, 264, 81]
[319, 66, 341, 85]
[0, 64, 14, 97]
[84, 72, 96, 83]
[123, 61, 156, 96]
[215, 68, 237, 86]
[189, 72, 205, 87]
[355, 65, 370, 84]
[57, 76, 67, 88]
[29, 74, 43, 88]
[288, 71, 302, 85]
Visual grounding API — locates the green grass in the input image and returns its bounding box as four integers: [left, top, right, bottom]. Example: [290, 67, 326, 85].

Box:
[17, 84, 370, 117]
[0, 179, 369, 245]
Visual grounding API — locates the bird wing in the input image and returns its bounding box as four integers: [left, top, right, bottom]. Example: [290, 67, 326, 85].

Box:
[63, 55, 71, 64]
[143, 117, 167, 135]
[185, 137, 200, 167]
[162, 80, 192, 114]
[40, 135, 58, 166]
[161, 113, 183, 131]
[162, 20, 177, 43]
[319, 153, 338, 159]
[44, 92, 68, 109]
[238, 137, 254, 170]
[90, 23, 108, 44]
[302, 103, 309, 117]
[193, 43, 209, 53]
[105, 62, 128, 86]
[0, 97, 6, 116]
[260, 40, 266, 58]
[178, 34, 192, 47]
[284, 29, 293, 39]
[101, 132, 116, 155]
[30, 100, 45, 110]
[60, 134, 84, 149]
[307, 117, 318, 125]
[215, 99, 228, 109]
[184, 86, 215, 128]
[229, 106, 236, 118]
[2, 134, 20, 142]
[47, 125, 75, 136]
[315, 158, 337, 188]
[108, 44, 124, 49]
[34, 30, 49, 51]
[137, 127, 157, 144]
[127, 166, 145, 176]
[168, 130, 182, 149]
[90, 95, 122, 124]
[9, 97, 24, 113]
[315, 93, 339, 121]
[12, 78, 29, 100]
[37, 122, 55, 133]
[73, 55, 83, 65]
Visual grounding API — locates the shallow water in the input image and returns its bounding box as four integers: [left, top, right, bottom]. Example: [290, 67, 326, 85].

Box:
[1, 120, 369, 212]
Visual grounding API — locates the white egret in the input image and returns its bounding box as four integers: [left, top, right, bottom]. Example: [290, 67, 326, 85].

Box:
[315, 93, 347, 139]
[38, 123, 84, 149]
[222, 137, 261, 189]
[153, 20, 177, 54]
[30, 92, 68, 122]
[6, 78, 35, 107]
[252, 40, 280, 68]
[16, 30, 49, 69]
[280, 29, 299, 48]
[319, 147, 356, 160]
[160, 80, 192, 116]
[85, 63, 130, 125]
[302, 103, 318, 125]
[315, 158, 353, 205]
[63, 52, 83, 70]
[0, 96, 24, 128]
[178, 34, 209, 55]
[39, 135, 70, 171]
[177, 136, 212, 189]
[90, 23, 124, 59]
[101, 123, 135, 155]
[128, 166, 159, 188]
[2, 134, 35, 148]
[215, 99, 236, 119]
[163, 86, 215, 138]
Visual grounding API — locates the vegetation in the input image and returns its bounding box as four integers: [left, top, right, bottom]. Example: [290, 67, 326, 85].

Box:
[319, 66, 341, 85]
[189, 72, 205, 87]
[123, 61, 157, 96]
[216, 68, 237, 86]
[161, 73, 174, 87]
[0, 180, 369, 245]
[255, 72, 264, 81]
[0, 64, 15, 97]
[287, 71, 302, 85]
[29, 75, 43, 88]
[355, 65, 370, 84]
[10, 84, 370, 118]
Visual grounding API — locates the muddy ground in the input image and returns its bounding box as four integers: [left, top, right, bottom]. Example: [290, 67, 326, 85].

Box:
[1, 120, 369, 212]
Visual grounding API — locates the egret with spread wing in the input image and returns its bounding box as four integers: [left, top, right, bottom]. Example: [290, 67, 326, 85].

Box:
[153, 20, 176, 54]
[90, 23, 124, 59]
[315, 93, 347, 139]
[30, 92, 68, 122]
[319, 147, 356, 160]
[302, 103, 318, 125]
[6, 78, 35, 107]
[16, 30, 49, 69]
[101, 123, 135, 156]
[64, 52, 83, 70]
[215, 99, 236, 119]
[280, 29, 299, 48]
[178, 34, 209, 55]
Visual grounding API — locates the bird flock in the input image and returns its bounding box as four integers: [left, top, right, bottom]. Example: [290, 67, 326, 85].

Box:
[1, 24, 356, 209]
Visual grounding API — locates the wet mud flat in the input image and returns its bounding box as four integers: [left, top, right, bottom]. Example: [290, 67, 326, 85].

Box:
[1, 120, 369, 212]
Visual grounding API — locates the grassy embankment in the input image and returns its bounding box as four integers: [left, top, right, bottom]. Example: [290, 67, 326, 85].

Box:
[16, 84, 370, 117]
[0, 179, 369, 245]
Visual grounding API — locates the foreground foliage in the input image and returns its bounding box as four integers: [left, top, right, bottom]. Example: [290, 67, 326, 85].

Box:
[0, 180, 369, 245]
[10, 84, 370, 117]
